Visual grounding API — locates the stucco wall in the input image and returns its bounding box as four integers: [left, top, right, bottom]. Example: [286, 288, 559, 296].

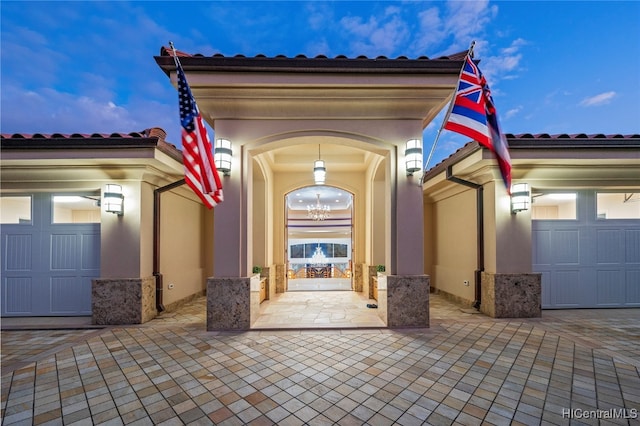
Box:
[159, 190, 212, 307]
[428, 188, 477, 304]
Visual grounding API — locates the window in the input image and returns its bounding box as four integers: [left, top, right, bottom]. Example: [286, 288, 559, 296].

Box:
[596, 192, 640, 219]
[52, 195, 100, 223]
[532, 193, 577, 220]
[0, 196, 32, 224]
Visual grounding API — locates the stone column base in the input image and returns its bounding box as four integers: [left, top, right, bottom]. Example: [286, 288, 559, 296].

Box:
[386, 275, 430, 328]
[481, 272, 542, 318]
[353, 264, 363, 292]
[275, 264, 285, 293]
[92, 277, 156, 325]
[207, 277, 251, 330]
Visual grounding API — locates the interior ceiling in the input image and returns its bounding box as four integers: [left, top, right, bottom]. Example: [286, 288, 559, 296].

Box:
[287, 185, 352, 211]
[258, 140, 380, 173]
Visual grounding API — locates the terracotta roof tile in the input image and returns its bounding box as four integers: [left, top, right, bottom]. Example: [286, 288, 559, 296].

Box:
[423, 133, 640, 180]
[159, 45, 467, 62]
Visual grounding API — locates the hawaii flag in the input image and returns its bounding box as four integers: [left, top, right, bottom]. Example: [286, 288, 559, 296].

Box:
[443, 55, 512, 193]
[174, 54, 223, 208]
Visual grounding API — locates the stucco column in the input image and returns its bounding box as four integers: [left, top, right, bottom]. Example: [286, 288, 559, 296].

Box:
[213, 148, 247, 277]
[481, 180, 541, 318]
[394, 166, 424, 275]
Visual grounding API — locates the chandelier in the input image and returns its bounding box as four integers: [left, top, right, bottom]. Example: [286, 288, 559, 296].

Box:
[307, 193, 330, 221]
[310, 245, 327, 264]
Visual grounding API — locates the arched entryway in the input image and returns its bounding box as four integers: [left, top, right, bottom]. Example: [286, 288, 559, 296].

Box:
[285, 185, 354, 292]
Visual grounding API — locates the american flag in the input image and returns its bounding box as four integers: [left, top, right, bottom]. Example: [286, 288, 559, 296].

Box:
[443, 55, 512, 193]
[175, 55, 223, 208]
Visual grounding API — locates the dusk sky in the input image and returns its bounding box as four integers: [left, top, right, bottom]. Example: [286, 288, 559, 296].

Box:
[1, 1, 639, 167]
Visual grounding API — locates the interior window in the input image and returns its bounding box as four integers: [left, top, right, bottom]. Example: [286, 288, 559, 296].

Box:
[0, 196, 32, 224]
[532, 193, 577, 220]
[52, 195, 101, 223]
[596, 192, 640, 219]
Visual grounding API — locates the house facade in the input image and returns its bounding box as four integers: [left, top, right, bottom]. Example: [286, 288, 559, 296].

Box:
[2, 49, 638, 327]
[423, 134, 640, 312]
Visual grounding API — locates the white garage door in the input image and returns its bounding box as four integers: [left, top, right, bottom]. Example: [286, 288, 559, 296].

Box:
[532, 190, 640, 308]
[1, 193, 100, 316]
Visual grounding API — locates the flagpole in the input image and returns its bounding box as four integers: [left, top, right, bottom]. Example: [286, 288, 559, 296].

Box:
[169, 41, 180, 68]
[421, 41, 476, 182]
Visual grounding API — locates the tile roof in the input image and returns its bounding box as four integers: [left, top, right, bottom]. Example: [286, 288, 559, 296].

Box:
[159, 45, 469, 61]
[1, 127, 183, 162]
[423, 133, 640, 180]
[155, 46, 468, 76]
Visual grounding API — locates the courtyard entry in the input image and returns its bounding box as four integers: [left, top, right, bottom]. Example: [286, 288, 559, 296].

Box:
[285, 185, 353, 292]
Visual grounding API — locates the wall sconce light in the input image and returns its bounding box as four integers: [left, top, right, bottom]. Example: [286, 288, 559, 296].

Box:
[214, 138, 232, 176]
[405, 139, 423, 176]
[511, 183, 531, 214]
[314, 145, 326, 185]
[104, 184, 124, 216]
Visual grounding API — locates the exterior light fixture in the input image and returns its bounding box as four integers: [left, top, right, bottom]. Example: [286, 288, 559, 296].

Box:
[511, 183, 531, 214]
[405, 139, 423, 176]
[214, 139, 232, 176]
[313, 145, 326, 185]
[104, 184, 124, 216]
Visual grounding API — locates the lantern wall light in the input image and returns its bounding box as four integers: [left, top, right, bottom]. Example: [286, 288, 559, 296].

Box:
[511, 183, 531, 214]
[313, 145, 326, 185]
[215, 139, 232, 176]
[405, 139, 423, 176]
[104, 184, 124, 216]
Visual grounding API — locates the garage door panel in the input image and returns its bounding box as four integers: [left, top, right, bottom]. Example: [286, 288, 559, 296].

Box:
[4, 233, 33, 271]
[4, 277, 33, 314]
[533, 230, 552, 265]
[553, 270, 583, 307]
[1, 193, 100, 316]
[553, 229, 580, 265]
[626, 229, 640, 263]
[627, 270, 640, 305]
[50, 276, 90, 314]
[596, 269, 624, 306]
[539, 270, 552, 307]
[596, 229, 622, 264]
[81, 233, 100, 270]
[50, 234, 78, 270]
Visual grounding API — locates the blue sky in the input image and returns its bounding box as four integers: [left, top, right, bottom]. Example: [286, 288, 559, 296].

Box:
[2, 1, 639, 166]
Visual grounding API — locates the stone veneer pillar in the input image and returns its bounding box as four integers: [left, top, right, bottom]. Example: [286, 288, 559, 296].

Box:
[92, 277, 156, 325]
[275, 264, 285, 293]
[480, 272, 542, 318]
[207, 277, 251, 330]
[385, 275, 430, 328]
[353, 264, 363, 292]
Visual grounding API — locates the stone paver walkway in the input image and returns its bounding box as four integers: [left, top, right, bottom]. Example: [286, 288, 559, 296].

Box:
[1, 293, 639, 425]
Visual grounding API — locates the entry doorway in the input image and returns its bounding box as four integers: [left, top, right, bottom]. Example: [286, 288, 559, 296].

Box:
[285, 185, 353, 291]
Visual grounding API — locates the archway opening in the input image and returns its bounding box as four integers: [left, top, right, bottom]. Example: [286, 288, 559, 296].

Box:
[285, 185, 353, 291]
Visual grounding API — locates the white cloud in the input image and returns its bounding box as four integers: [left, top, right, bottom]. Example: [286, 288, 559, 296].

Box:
[579, 91, 616, 107]
[504, 106, 523, 120]
[339, 8, 410, 57]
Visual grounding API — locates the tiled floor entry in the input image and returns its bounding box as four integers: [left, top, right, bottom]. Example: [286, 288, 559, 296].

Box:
[1, 294, 639, 425]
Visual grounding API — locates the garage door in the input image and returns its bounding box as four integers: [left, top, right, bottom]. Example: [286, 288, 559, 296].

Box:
[1, 193, 100, 316]
[532, 190, 640, 308]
